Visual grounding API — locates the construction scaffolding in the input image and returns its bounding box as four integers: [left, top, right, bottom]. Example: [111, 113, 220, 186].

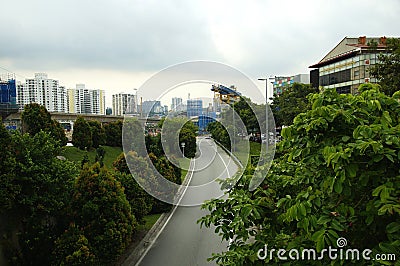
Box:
[0, 73, 19, 120]
[211, 84, 241, 106]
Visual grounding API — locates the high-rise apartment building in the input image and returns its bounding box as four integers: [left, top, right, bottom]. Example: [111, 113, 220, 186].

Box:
[67, 84, 105, 115]
[171, 97, 185, 112]
[92, 89, 106, 115]
[17, 73, 68, 112]
[112, 93, 137, 116]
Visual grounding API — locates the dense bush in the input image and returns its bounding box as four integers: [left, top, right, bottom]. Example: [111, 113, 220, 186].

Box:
[200, 84, 400, 265]
[70, 163, 135, 264]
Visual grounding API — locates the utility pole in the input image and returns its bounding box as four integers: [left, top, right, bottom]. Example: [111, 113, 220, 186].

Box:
[258, 77, 273, 156]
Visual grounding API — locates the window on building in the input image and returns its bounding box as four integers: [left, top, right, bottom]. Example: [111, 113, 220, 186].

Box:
[336, 86, 351, 94]
[319, 69, 351, 86]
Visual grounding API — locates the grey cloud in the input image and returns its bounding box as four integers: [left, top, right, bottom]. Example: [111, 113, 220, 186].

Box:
[1, 0, 400, 80]
[1, 0, 220, 71]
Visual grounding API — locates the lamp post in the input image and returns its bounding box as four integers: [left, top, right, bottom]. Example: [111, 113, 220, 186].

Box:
[181, 142, 185, 158]
[232, 97, 235, 152]
[133, 88, 138, 114]
[258, 77, 274, 156]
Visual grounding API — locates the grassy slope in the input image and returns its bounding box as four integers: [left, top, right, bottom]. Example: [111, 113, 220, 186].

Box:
[61, 145, 123, 170]
[234, 140, 262, 166]
[177, 157, 191, 182]
[137, 213, 162, 231]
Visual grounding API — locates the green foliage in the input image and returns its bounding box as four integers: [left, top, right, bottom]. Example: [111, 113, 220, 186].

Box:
[72, 118, 107, 150]
[270, 83, 317, 127]
[51, 119, 68, 146]
[230, 96, 263, 134]
[149, 153, 182, 213]
[21, 103, 67, 146]
[88, 120, 106, 148]
[145, 134, 163, 157]
[3, 131, 77, 265]
[159, 117, 198, 158]
[104, 120, 123, 147]
[53, 224, 96, 266]
[0, 119, 149, 265]
[179, 121, 197, 158]
[370, 38, 400, 96]
[72, 116, 93, 150]
[0, 123, 17, 211]
[71, 163, 135, 264]
[113, 152, 155, 223]
[81, 152, 90, 168]
[148, 153, 181, 186]
[207, 121, 231, 150]
[123, 118, 146, 155]
[199, 84, 400, 265]
[21, 103, 52, 135]
[95, 146, 106, 167]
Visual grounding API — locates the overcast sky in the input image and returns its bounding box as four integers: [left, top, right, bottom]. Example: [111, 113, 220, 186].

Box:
[1, 0, 399, 107]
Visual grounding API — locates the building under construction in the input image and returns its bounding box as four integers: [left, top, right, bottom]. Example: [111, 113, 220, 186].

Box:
[211, 84, 241, 107]
[0, 73, 19, 120]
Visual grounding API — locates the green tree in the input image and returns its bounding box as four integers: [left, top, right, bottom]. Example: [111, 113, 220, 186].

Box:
[207, 121, 231, 150]
[71, 163, 135, 264]
[53, 223, 96, 266]
[145, 134, 163, 157]
[21, 103, 52, 135]
[104, 120, 123, 147]
[179, 121, 197, 158]
[72, 116, 93, 150]
[149, 153, 182, 185]
[229, 96, 262, 134]
[159, 117, 197, 157]
[113, 152, 155, 223]
[88, 120, 106, 148]
[51, 119, 68, 146]
[370, 37, 400, 96]
[123, 118, 146, 155]
[95, 146, 106, 167]
[0, 122, 17, 211]
[21, 103, 67, 146]
[270, 82, 317, 128]
[199, 84, 400, 265]
[81, 152, 90, 169]
[5, 131, 77, 265]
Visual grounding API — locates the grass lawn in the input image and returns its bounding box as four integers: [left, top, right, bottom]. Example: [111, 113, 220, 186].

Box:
[61, 145, 123, 169]
[234, 140, 262, 166]
[137, 213, 162, 231]
[177, 158, 191, 182]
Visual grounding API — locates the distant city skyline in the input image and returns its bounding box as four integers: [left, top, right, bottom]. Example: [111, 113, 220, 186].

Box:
[0, 69, 222, 109]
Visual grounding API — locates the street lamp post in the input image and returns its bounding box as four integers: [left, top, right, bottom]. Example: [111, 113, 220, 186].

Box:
[133, 88, 138, 114]
[232, 100, 235, 152]
[181, 142, 185, 158]
[258, 77, 273, 156]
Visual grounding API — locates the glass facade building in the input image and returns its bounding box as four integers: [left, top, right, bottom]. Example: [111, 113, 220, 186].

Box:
[187, 99, 203, 117]
[0, 77, 17, 105]
[310, 36, 390, 94]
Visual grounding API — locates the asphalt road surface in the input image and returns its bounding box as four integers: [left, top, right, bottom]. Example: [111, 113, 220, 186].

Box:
[137, 137, 238, 266]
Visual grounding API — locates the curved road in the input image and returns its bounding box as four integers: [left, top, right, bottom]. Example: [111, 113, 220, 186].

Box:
[137, 137, 238, 266]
